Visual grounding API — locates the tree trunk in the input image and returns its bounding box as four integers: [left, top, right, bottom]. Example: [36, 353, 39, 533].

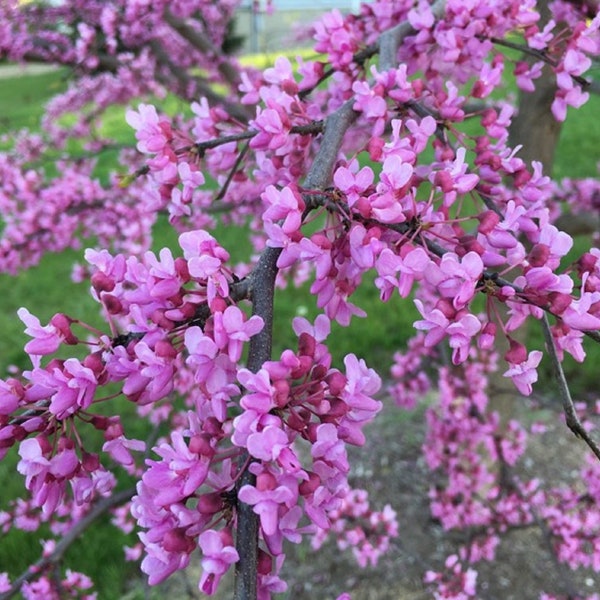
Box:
[508, 1, 560, 175]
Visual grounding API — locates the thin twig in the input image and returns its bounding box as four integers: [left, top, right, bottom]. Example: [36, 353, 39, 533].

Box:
[0, 487, 136, 600]
[485, 35, 590, 89]
[214, 141, 251, 202]
[541, 313, 600, 461]
[189, 120, 324, 155]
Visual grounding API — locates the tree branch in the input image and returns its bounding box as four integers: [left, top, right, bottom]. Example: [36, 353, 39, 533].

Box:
[163, 10, 243, 92]
[148, 40, 251, 123]
[541, 313, 600, 461]
[0, 487, 135, 600]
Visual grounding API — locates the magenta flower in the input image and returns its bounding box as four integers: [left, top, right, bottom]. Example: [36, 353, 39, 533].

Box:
[334, 163, 374, 207]
[503, 350, 543, 396]
[238, 478, 296, 537]
[238, 368, 277, 414]
[262, 184, 305, 251]
[212, 306, 263, 362]
[398, 247, 430, 298]
[423, 252, 483, 310]
[414, 300, 481, 365]
[17, 438, 50, 486]
[247, 425, 301, 472]
[143, 431, 210, 506]
[102, 435, 145, 470]
[125, 103, 173, 154]
[18, 307, 63, 359]
[198, 529, 239, 596]
[250, 106, 291, 152]
[179, 230, 230, 302]
[561, 282, 600, 331]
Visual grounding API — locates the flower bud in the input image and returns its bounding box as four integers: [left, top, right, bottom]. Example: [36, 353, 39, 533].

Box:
[527, 243, 550, 268]
[189, 433, 214, 458]
[163, 528, 195, 554]
[476, 210, 500, 235]
[103, 294, 123, 315]
[299, 471, 321, 496]
[91, 271, 115, 293]
[326, 371, 347, 396]
[50, 314, 78, 345]
[197, 492, 224, 514]
[504, 338, 527, 365]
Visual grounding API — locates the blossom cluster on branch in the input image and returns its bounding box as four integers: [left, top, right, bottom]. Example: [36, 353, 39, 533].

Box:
[1, 0, 600, 599]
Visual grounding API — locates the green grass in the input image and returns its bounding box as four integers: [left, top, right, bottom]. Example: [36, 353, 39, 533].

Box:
[0, 54, 599, 598]
[0, 68, 69, 132]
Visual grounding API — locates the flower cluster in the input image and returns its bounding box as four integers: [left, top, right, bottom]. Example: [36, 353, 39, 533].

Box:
[132, 314, 384, 595]
[311, 488, 398, 568]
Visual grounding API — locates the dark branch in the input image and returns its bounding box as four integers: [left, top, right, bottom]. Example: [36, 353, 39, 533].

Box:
[0, 487, 135, 600]
[163, 10, 243, 92]
[541, 314, 600, 461]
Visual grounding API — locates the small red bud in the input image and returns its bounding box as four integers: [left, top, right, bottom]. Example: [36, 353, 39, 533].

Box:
[477, 210, 500, 235]
[256, 472, 277, 491]
[163, 529, 195, 554]
[326, 371, 347, 396]
[188, 433, 214, 458]
[151, 309, 175, 330]
[299, 471, 321, 496]
[298, 332, 316, 357]
[257, 549, 273, 575]
[50, 313, 78, 344]
[174, 257, 190, 282]
[105, 420, 124, 440]
[154, 340, 178, 359]
[197, 492, 224, 514]
[273, 379, 290, 408]
[504, 338, 527, 365]
[82, 451, 100, 472]
[528, 243, 550, 268]
[103, 294, 123, 315]
[91, 271, 115, 293]
[548, 292, 571, 315]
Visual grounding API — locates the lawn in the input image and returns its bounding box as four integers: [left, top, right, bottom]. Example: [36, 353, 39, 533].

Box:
[0, 55, 599, 598]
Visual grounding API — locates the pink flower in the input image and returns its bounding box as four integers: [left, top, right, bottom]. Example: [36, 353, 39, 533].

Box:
[238, 473, 296, 536]
[247, 425, 301, 472]
[198, 529, 239, 596]
[212, 306, 264, 362]
[262, 184, 305, 248]
[142, 431, 210, 506]
[503, 350, 543, 396]
[414, 300, 481, 365]
[334, 163, 374, 208]
[125, 103, 173, 154]
[179, 230, 230, 302]
[250, 106, 291, 152]
[561, 280, 600, 331]
[177, 162, 205, 202]
[17, 438, 50, 485]
[338, 354, 382, 445]
[102, 435, 145, 470]
[238, 368, 277, 414]
[18, 308, 63, 359]
[348, 223, 382, 269]
[424, 252, 483, 310]
[184, 327, 236, 404]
